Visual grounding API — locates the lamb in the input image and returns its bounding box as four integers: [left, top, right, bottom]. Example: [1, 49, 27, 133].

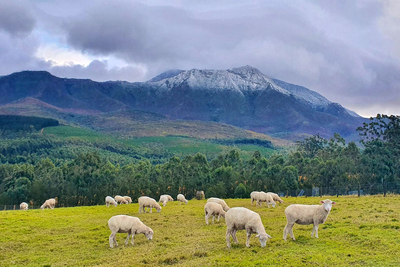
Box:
[257, 192, 276, 208]
[177, 194, 188, 204]
[266, 192, 284, 203]
[159, 194, 173, 206]
[138, 196, 162, 213]
[105, 196, 118, 207]
[108, 215, 154, 248]
[114, 195, 128, 204]
[250, 191, 261, 205]
[225, 207, 272, 248]
[20, 202, 28, 210]
[123, 196, 132, 204]
[283, 199, 336, 241]
[204, 202, 226, 225]
[207, 197, 230, 212]
[40, 198, 56, 210]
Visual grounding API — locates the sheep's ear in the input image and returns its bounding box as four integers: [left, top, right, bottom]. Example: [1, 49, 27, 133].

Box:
[320, 200, 324, 204]
[255, 234, 260, 238]
[267, 234, 272, 238]
[332, 201, 336, 205]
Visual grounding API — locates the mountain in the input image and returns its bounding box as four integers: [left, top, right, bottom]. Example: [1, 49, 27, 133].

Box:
[0, 66, 366, 140]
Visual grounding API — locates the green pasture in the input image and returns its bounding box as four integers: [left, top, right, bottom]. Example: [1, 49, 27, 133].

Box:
[43, 126, 276, 161]
[0, 196, 400, 266]
[1, 195, 399, 266]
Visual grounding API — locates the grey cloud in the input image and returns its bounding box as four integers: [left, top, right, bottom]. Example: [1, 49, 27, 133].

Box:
[0, 1, 36, 37]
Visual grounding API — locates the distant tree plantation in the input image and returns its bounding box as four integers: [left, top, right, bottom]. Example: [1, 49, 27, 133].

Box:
[1, 114, 400, 207]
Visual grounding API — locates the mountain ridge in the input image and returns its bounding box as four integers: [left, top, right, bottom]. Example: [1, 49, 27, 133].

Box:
[0, 67, 367, 140]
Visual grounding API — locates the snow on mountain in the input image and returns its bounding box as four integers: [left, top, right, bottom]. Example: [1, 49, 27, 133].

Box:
[147, 65, 360, 117]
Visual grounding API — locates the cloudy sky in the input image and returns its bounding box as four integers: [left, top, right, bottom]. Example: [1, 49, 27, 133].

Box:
[0, 0, 399, 117]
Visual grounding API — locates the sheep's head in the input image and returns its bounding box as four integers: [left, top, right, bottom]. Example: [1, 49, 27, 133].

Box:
[184, 200, 188, 204]
[114, 202, 118, 207]
[271, 201, 276, 208]
[320, 199, 336, 212]
[40, 205, 44, 210]
[256, 233, 272, 247]
[156, 206, 162, 212]
[145, 229, 154, 240]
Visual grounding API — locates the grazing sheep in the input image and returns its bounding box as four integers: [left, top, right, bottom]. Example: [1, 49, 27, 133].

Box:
[114, 195, 128, 204]
[204, 202, 226, 225]
[159, 194, 173, 206]
[177, 194, 188, 204]
[123, 196, 132, 204]
[138, 196, 162, 213]
[108, 215, 154, 248]
[207, 197, 230, 212]
[225, 207, 272, 248]
[266, 192, 284, 203]
[250, 191, 261, 205]
[40, 198, 56, 210]
[196, 191, 205, 200]
[105, 196, 118, 207]
[20, 202, 28, 210]
[257, 192, 276, 208]
[283, 199, 336, 241]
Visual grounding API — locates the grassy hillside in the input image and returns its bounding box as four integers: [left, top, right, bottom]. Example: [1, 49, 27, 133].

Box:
[1, 196, 399, 266]
[42, 126, 278, 162]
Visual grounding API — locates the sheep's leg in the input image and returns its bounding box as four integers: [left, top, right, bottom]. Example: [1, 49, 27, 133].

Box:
[109, 233, 115, 248]
[150, 206, 153, 213]
[226, 228, 232, 248]
[232, 229, 239, 244]
[312, 224, 319, 238]
[205, 214, 209, 225]
[246, 230, 252, 247]
[125, 233, 130, 245]
[212, 215, 215, 224]
[289, 225, 296, 240]
[217, 214, 220, 222]
[131, 234, 135, 245]
[284, 223, 295, 241]
[139, 206, 142, 213]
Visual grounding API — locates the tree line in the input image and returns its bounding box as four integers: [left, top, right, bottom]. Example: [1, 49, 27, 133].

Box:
[1, 114, 399, 207]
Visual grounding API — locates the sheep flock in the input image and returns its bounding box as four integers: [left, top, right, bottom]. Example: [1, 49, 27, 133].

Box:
[17, 191, 337, 251]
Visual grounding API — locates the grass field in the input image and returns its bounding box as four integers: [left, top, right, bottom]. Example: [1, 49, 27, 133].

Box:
[1, 195, 400, 266]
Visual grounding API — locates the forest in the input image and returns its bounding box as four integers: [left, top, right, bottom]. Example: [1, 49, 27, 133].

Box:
[1, 114, 399, 207]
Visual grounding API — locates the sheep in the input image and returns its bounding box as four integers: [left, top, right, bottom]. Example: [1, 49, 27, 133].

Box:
[40, 198, 56, 210]
[20, 202, 28, 210]
[108, 215, 154, 248]
[257, 192, 276, 208]
[123, 196, 132, 204]
[225, 207, 272, 248]
[266, 192, 284, 203]
[177, 194, 188, 204]
[105, 196, 118, 207]
[283, 199, 336, 241]
[114, 195, 128, 204]
[250, 191, 261, 205]
[207, 197, 230, 212]
[138, 196, 162, 213]
[196, 190, 205, 200]
[159, 194, 173, 206]
[204, 202, 225, 225]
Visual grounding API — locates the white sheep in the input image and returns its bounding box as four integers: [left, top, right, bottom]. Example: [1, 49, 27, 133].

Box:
[108, 215, 154, 248]
[105, 196, 118, 207]
[266, 192, 284, 203]
[225, 207, 272, 248]
[114, 195, 128, 204]
[204, 202, 226, 225]
[283, 199, 336, 241]
[40, 198, 56, 210]
[250, 191, 261, 205]
[177, 194, 188, 204]
[257, 192, 276, 208]
[207, 197, 230, 212]
[20, 202, 28, 210]
[138, 196, 162, 213]
[123, 196, 132, 204]
[159, 194, 173, 206]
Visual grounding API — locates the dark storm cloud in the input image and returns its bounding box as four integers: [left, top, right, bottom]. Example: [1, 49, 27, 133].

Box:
[0, 0, 399, 117]
[0, 1, 36, 37]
